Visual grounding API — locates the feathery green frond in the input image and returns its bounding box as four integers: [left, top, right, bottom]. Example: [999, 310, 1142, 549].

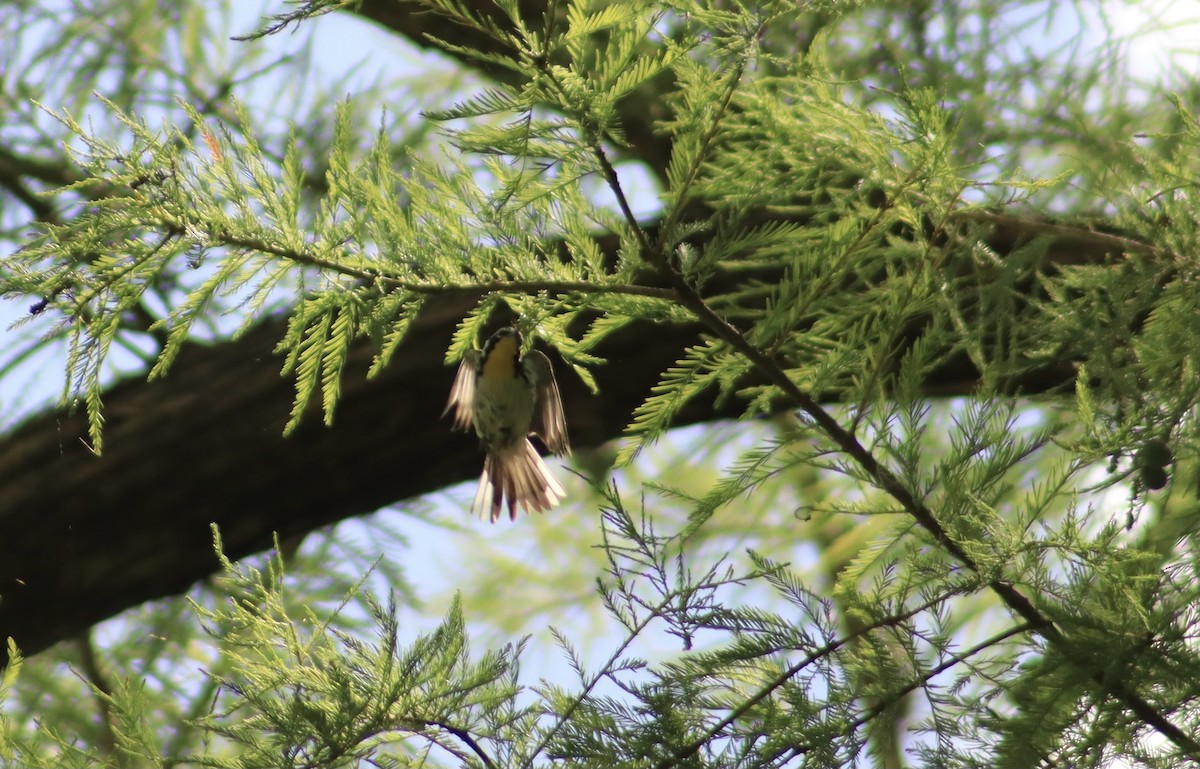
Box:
[188, 529, 527, 769]
[617, 337, 730, 466]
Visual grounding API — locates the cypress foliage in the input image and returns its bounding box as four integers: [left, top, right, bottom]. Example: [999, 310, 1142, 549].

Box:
[3, 0, 1200, 766]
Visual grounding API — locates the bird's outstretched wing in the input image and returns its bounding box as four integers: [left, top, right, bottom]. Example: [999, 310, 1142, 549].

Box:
[443, 349, 481, 432]
[523, 349, 570, 456]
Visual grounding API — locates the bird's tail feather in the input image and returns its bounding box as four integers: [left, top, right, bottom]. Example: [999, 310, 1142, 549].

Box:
[472, 439, 565, 521]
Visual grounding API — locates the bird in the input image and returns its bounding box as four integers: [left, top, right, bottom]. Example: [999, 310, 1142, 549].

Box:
[444, 326, 570, 521]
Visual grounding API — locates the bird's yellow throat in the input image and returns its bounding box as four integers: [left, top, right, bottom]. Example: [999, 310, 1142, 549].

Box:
[481, 333, 520, 380]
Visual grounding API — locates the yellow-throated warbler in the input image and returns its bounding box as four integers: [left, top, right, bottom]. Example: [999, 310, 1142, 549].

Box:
[444, 327, 570, 521]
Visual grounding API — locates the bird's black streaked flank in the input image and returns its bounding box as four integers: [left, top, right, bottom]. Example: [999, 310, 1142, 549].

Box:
[444, 327, 570, 521]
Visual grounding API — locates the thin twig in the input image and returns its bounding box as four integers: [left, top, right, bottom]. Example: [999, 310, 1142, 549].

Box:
[652, 59, 746, 252]
[195, 229, 678, 301]
[652, 587, 977, 769]
[419, 720, 496, 769]
[951, 208, 1169, 260]
[74, 632, 118, 760]
[773, 622, 1039, 764]
[522, 588, 687, 769]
